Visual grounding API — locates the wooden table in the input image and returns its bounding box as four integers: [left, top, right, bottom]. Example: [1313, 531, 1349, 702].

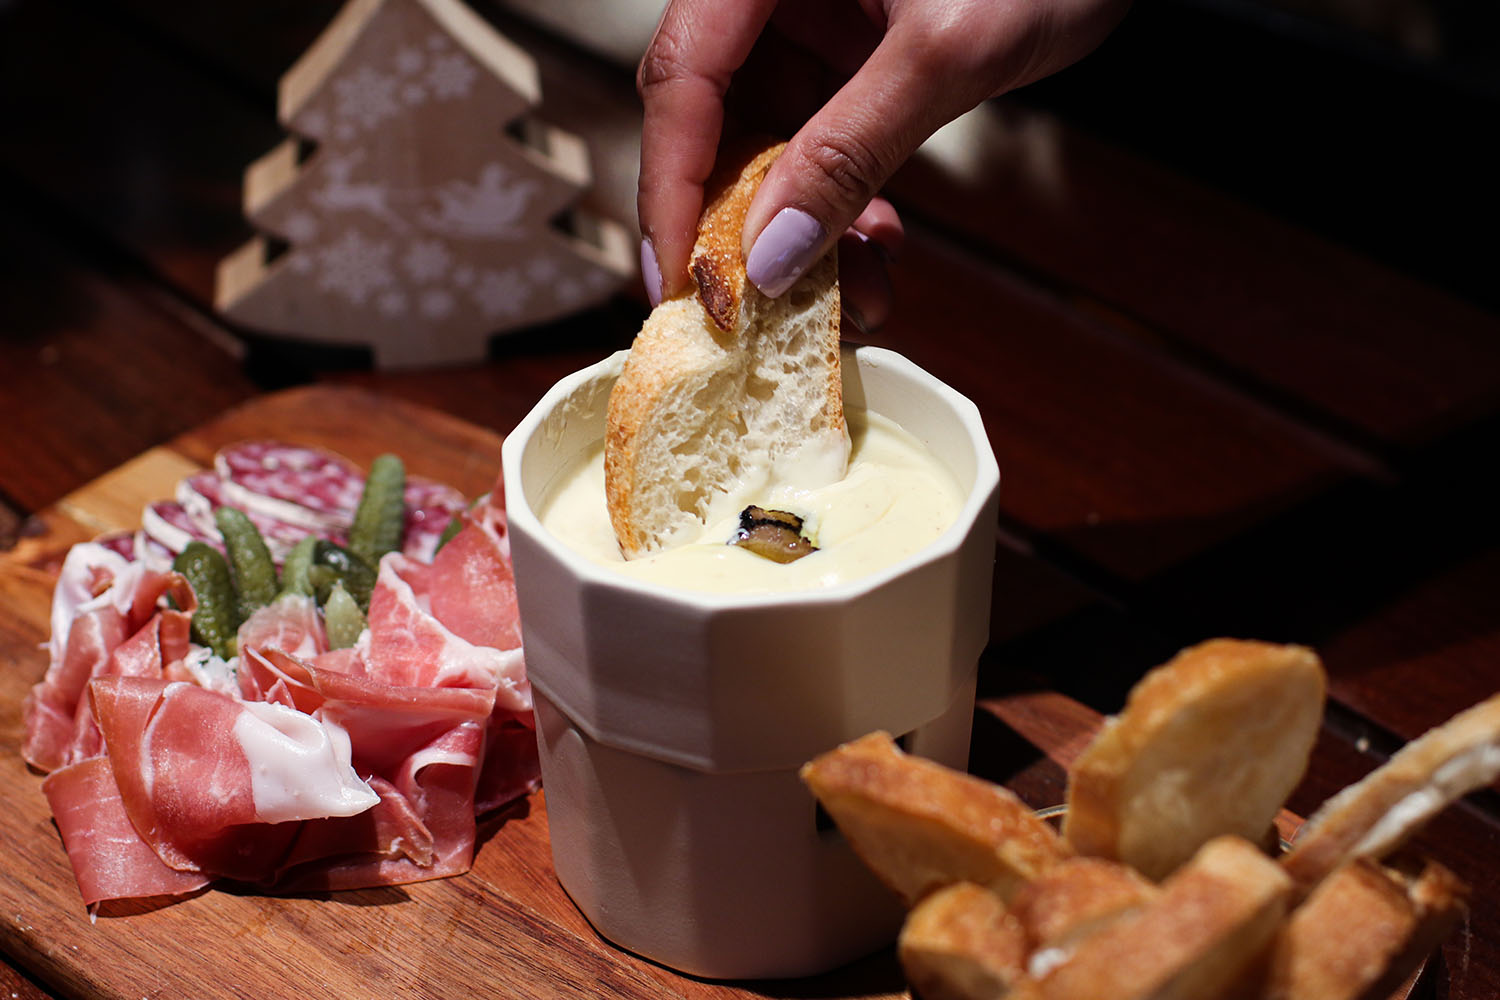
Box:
[2, 1, 1497, 997]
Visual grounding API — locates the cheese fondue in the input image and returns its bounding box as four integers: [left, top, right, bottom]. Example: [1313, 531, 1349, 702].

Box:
[537, 409, 963, 594]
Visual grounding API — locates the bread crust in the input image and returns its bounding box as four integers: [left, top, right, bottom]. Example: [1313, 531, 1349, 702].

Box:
[1252, 858, 1466, 1000]
[800, 731, 1072, 905]
[1280, 690, 1500, 892]
[604, 138, 846, 559]
[899, 882, 1029, 1000]
[1064, 639, 1326, 881]
[690, 142, 781, 333]
[1017, 837, 1292, 1000]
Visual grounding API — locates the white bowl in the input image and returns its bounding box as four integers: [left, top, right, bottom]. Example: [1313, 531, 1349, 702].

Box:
[502, 346, 1000, 979]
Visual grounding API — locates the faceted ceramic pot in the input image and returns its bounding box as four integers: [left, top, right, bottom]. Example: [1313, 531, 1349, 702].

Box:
[502, 345, 1000, 979]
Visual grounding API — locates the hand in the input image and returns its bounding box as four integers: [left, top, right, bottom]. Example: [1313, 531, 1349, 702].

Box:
[636, 0, 1130, 329]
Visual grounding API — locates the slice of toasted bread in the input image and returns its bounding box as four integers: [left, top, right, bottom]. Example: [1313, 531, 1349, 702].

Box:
[1008, 856, 1159, 952]
[1015, 836, 1292, 1000]
[898, 882, 1030, 1000]
[1251, 858, 1466, 1000]
[1280, 690, 1500, 892]
[800, 731, 1072, 905]
[1064, 639, 1327, 881]
[605, 140, 848, 558]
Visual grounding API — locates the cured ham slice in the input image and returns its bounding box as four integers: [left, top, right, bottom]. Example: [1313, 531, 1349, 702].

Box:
[24, 451, 538, 909]
[24, 545, 192, 773]
[42, 757, 210, 907]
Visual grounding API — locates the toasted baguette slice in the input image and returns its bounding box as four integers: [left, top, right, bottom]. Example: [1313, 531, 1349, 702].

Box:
[1012, 836, 1292, 1000]
[899, 882, 1030, 1000]
[1252, 858, 1466, 1000]
[605, 140, 848, 558]
[800, 731, 1072, 905]
[1280, 690, 1500, 892]
[1008, 856, 1159, 953]
[1064, 639, 1327, 881]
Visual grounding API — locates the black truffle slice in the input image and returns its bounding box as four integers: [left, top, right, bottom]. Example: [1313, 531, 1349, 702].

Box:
[729, 506, 818, 564]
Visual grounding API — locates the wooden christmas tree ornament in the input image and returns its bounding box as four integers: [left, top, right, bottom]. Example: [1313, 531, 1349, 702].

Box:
[216, 0, 635, 368]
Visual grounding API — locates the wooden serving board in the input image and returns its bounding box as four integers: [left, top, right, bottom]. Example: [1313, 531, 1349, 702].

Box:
[0, 387, 1422, 1000]
[0, 387, 919, 1000]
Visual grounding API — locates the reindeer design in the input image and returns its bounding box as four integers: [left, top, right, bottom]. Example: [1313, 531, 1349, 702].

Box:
[309, 150, 411, 233]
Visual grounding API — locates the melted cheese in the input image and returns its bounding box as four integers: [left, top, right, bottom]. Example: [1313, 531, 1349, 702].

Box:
[538, 409, 963, 594]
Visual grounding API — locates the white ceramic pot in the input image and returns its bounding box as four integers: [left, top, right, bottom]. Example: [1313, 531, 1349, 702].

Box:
[502, 346, 1000, 979]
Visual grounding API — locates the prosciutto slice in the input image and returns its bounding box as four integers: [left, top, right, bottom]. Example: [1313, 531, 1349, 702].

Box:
[23, 455, 538, 909]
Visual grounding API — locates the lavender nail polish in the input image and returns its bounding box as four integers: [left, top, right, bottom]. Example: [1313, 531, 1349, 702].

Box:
[640, 238, 663, 307]
[746, 208, 825, 298]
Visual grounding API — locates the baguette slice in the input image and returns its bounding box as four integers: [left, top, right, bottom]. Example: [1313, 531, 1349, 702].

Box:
[605, 140, 848, 558]
[1251, 858, 1466, 1000]
[1064, 639, 1326, 881]
[1008, 856, 1159, 953]
[1280, 690, 1500, 892]
[899, 882, 1030, 1000]
[1012, 836, 1292, 1000]
[800, 731, 1072, 905]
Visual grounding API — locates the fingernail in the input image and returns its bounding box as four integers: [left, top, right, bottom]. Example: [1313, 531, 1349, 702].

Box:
[746, 208, 825, 299]
[640, 238, 662, 307]
[842, 302, 869, 337]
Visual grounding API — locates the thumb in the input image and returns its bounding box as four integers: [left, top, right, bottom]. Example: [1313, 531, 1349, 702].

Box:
[741, 28, 982, 298]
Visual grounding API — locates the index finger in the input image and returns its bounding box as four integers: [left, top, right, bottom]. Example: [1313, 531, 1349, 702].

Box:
[637, 0, 778, 302]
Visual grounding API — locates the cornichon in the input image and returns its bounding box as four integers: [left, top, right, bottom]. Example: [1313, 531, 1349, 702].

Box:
[173, 541, 239, 659]
[433, 514, 463, 553]
[278, 535, 318, 597]
[349, 453, 406, 567]
[310, 540, 378, 610]
[215, 507, 279, 619]
[323, 580, 367, 650]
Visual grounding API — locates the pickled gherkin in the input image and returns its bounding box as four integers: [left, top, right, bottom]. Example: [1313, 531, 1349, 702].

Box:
[323, 580, 368, 649]
[278, 536, 318, 597]
[215, 507, 278, 619]
[349, 453, 406, 567]
[310, 540, 378, 611]
[173, 541, 239, 659]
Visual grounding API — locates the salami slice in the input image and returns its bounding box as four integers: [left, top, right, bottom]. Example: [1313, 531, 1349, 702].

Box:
[141, 501, 221, 558]
[95, 531, 138, 562]
[213, 442, 363, 534]
[402, 478, 469, 562]
[177, 472, 328, 565]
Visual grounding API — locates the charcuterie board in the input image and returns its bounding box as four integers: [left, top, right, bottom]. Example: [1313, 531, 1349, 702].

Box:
[0, 387, 1426, 1000]
[0, 386, 913, 1000]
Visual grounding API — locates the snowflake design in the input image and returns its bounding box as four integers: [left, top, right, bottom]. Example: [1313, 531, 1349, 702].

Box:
[297, 108, 329, 138]
[525, 256, 560, 284]
[402, 240, 451, 283]
[335, 122, 357, 143]
[289, 253, 315, 275]
[395, 46, 425, 75]
[316, 229, 394, 306]
[377, 289, 408, 317]
[473, 268, 531, 318]
[403, 82, 427, 105]
[452, 266, 475, 288]
[426, 52, 477, 100]
[282, 211, 319, 244]
[555, 277, 585, 307]
[420, 288, 456, 319]
[333, 65, 400, 130]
